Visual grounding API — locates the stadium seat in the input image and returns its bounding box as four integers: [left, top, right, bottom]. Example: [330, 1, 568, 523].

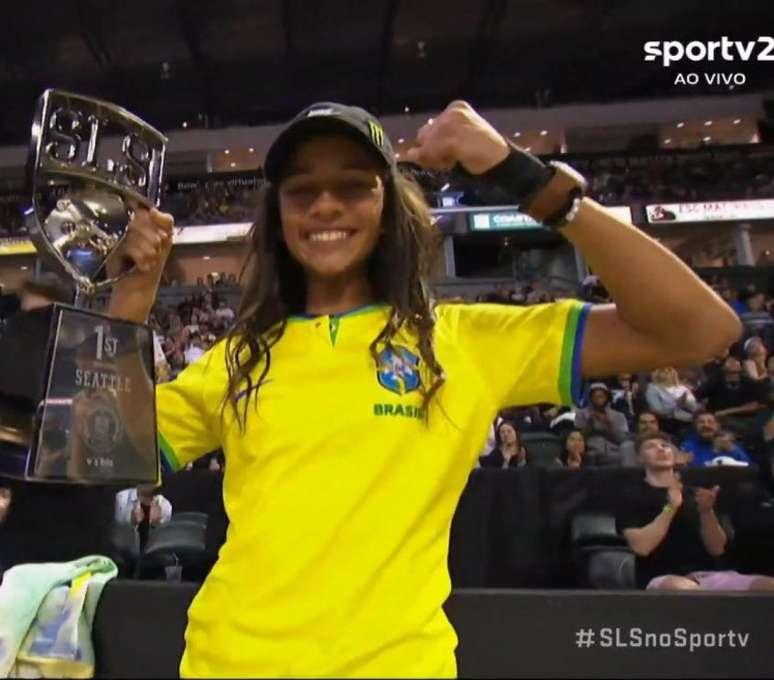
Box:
[109, 522, 141, 578]
[169, 511, 209, 529]
[571, 512, 633, 588]
[586, 549, 636, 589]
[571, 512, 625, 547]
[521, 432, 562, 467]
[141, 520, 208, 574]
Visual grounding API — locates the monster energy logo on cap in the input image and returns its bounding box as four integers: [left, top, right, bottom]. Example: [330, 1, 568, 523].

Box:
[264, 102, 397, 183]
[368, 120, 385, 148]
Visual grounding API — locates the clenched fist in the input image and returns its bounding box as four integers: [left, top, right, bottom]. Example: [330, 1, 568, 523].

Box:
[112, 207, 175, 276]
[107, 207, 175, 323]
[405, 100, 510, 175]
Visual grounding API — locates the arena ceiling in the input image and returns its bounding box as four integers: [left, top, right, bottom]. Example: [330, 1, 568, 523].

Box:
[1, 0, 773, 144]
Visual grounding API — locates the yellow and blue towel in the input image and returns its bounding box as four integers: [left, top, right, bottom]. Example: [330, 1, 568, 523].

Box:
[0, 556, 117, 678]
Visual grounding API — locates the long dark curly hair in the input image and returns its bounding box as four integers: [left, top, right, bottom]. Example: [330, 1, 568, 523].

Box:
[222, 169, 446, 429]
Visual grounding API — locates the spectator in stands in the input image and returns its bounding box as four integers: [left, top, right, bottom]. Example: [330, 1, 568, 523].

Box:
[620, 410, 660, 467]
[697, 356, 764, 439]
[610, 373, 637, 426]
[702, 347, 730, 387]
[479, 421, 527, 468]
[742, 336, 768, 381]
[215, 300, 236, 325]
[559, 430, 586, 468]
[618, 431, 774, 591]
[680, 412, 751, 467]
[115, 485, 173, 553]
[739, 289, 774, 337]
[708, 430, 751, 467]
[184, 335, 206, 365]
[677, 366, 703, 394]
[645, 368, 699, 437]
[575, 383, 629, 465]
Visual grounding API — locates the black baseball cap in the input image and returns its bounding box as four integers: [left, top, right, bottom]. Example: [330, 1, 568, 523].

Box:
[263, 102, 397, 183]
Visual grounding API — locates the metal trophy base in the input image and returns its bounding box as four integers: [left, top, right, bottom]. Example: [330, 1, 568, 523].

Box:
[0, 303, 159, 485]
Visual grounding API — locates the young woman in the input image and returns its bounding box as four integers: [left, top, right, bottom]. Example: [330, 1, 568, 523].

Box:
[109, 100, 740, 677]
[560, 429, 587, 469]
[479, 420, 527, 468]
[645, 367, 699, 436]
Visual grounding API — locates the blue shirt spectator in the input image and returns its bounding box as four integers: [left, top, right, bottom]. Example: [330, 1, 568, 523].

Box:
[681, 429, 752, 467]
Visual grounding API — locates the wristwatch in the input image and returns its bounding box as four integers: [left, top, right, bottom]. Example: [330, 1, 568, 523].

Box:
[522, 161, 588, 229]
[472, 141, 588, 230]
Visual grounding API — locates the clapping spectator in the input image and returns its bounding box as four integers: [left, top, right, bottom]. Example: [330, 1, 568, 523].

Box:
[645, 368, 699, 437]
[574, 383, 629, 465]
[479, 421, 527, 469]
[681, 412, 751, 467]
[617, 431, 774, 591]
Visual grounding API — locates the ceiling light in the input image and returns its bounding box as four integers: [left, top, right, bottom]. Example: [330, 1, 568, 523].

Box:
[203, 256, 211, 260]
[182, 121, 188, 128]
[440, 183, 450, 191]
[20, 266, 28, 270]
[676, 122, 685, 128]
[664, 138, 672, 144]
[540, 130, 548, 136]
[733, 119, 741, 125]
[224, 149, 230, 154]
[704, 120, 713, 126]
[395, 153, 401, 158]
[703, 135, 712, 142]
[513, 131, 521, 137]
[398, 138, 405, 144]
[230, 162, 236, 168]
[248, 147, 255, 152]
[404, 106, 410, 113]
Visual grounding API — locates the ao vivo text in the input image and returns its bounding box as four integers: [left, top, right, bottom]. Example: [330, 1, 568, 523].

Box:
[674, 73, 747, 86]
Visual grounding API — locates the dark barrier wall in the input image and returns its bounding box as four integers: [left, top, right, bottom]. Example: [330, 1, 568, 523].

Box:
[160, 465, 774, 587]
[3, 465, 772, 584]
[93, 581, 774, 678]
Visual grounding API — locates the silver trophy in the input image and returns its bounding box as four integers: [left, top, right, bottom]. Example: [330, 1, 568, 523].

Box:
[0, 90, 167, 485]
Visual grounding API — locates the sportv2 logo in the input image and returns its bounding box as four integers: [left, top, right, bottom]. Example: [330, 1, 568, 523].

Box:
[643, 36, 774, 86]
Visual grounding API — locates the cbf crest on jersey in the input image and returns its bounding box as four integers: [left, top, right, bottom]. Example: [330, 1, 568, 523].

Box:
[376, 346, 421, 395]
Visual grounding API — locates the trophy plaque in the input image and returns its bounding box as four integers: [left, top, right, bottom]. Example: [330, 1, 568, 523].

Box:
[0, 90, 167, 485]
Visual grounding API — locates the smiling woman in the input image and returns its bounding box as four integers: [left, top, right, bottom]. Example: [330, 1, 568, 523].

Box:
[108, 99, 741, 678]
[276, 136, 387, 295]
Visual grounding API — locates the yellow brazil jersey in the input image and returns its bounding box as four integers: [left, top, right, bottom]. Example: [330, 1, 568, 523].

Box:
[156, 299, 589, 678]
